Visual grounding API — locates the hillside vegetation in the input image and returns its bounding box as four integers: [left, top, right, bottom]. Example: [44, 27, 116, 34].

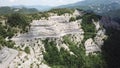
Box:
[48, 8, 75, 15]
[7, 13, 30, 33]
[0, 8, 108, 68]
[0, 13, 31, 49]
[42, 11, 106, 68]
[0, 7, 38, 15]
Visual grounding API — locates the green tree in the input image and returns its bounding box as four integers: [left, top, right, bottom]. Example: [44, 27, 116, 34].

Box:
[7, 13, 30, 32]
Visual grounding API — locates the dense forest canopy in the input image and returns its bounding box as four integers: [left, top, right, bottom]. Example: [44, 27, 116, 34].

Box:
[7, 13, 30, 32]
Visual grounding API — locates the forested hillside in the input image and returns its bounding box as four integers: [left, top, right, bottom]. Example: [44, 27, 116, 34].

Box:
[0, 7, 38, 15]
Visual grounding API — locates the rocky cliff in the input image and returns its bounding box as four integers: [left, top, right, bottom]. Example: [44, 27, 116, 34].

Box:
[0, 10, 108, 68]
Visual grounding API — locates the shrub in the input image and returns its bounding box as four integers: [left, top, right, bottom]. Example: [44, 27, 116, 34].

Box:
[69, 17, 76, 22]
[24, 46, 30, 54]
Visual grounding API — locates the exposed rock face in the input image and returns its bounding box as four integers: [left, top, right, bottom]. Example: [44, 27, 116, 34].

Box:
[9, 32, 85, 68]
[85, 38, 101, 55]
[94, 29, 107, 47]
[73, 10, 85, 16]
[70, 33, 84, 45]
[93, 20, 101, 30]
[84, 20, 106, 55]
[11, 15, 82, 45]
[9, 39, 48, 68]
[7, 10, 107, 68]
[0, 47, 18, 68]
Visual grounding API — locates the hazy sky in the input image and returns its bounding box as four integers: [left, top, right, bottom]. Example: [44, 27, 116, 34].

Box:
[0, 0, 84, 6]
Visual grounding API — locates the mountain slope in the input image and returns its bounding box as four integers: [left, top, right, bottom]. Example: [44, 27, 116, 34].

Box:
[13, 5, 53, 11]
[58, 0, 114, 8]
[0, 6, 38, 15]
[10, 10, 107, 68]
[58, 0, 120, 14]
[58, 0, 120, 29]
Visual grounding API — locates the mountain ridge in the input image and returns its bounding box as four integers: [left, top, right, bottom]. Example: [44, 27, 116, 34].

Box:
[12, 5, 53, 11]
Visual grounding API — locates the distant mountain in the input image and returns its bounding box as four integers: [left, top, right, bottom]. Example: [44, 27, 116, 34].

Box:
[0, 5, 52, 15]
[58, 0, 120, 24]
[13, 5, 53, 11]
[0, 6, 38, 14]
[58, 0, 120, 13]
[58, 0, 113, 8]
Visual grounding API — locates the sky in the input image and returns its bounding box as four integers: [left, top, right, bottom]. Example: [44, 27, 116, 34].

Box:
[0, 0, 84, 6]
